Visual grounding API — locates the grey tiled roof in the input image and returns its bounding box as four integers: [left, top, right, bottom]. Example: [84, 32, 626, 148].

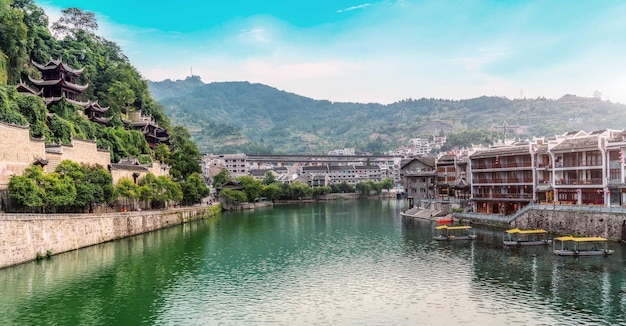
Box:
[551, 136, 599, 151]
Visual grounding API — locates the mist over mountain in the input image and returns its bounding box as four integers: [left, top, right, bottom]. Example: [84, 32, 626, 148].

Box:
[149, 76, 626, 154]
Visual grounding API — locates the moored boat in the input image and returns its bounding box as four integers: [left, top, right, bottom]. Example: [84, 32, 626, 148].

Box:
[433, 225, 477, 241]
[553, 236, 614, 257]
[436, 218, 453, 224]
[503, 228, 552, 246]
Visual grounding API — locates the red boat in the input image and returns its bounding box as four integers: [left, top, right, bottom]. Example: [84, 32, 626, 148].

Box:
[436, 218, 453, 224]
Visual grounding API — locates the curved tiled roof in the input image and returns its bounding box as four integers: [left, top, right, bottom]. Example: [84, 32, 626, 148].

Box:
[28, 76, 89, 92]
[31, 59, 84, 75]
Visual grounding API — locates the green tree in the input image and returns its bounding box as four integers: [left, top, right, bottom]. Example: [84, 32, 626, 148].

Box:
[262, 171, 277, 185]
[219, 188, 247, 204]
[236, 176, 262, 202]
[106, 80, 135, 113]
[153, 143, 170, 163]
[381, 178, 393, 191]
[0, 85, 27, 125]
[8, 173, 44, 208]
[115, 177, 140, 210]
[0, 0, 28, 83]
[50, 7, 98, 38]
[290, 181, 313, 199]
[312, 186, 331, 196]
[42, 173, 76, 212]
[261, 183, 281, 201]
[168, 142, 201, 181]
[212, 168, 230, 188]
[182, 172, 209, 205]
[356, 182, 372, 197]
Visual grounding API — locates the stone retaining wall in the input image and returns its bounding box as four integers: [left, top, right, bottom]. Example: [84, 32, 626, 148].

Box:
[512, 209, 626, 240]
[0, 205, 221, 269]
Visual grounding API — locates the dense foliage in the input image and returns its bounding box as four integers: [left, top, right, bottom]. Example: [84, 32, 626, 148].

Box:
[8, 161, 113, 213]
[150, 78, 626, 154]
[1, 1, 209, 210]
[215, 168, 392, 204]
[0, 1, 168, 161]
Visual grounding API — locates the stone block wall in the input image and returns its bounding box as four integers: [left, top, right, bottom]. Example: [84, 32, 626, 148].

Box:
[0, 205, 221, 269]
[513, 209, 626, 240]
[0, 121, 112, 189]
[0, 122, 46, 189]
[45, 140, 110, 172]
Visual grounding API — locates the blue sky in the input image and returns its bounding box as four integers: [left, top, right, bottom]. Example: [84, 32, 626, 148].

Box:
[36, 0, 626, 104]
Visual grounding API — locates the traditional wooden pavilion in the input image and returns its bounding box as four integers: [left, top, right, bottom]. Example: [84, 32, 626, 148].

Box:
[27, 59, 89, 105]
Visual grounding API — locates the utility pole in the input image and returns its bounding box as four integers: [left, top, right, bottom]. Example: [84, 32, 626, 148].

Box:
[491, 121, 520, 144]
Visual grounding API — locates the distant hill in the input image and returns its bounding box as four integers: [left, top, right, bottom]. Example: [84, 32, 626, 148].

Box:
[149, 77, 626, 154]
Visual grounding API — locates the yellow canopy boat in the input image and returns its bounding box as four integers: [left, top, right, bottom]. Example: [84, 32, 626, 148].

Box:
[433, 225, 477, 241]
[553, 236, 614, 257]
[503, 228, 552, 246]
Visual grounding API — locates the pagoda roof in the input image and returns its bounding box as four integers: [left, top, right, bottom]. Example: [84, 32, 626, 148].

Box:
[42, 96, 64, 105]
[15, 80, 42, 95]
[67, 98, 91, 108]
[28, 76, 89, 92]
[90, 116, 112, 124]
[87, 100, 110, 112]
[31, 59, 84, 76]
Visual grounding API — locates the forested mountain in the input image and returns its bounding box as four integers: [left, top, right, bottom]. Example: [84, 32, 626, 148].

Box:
[149, 77, 626, 154]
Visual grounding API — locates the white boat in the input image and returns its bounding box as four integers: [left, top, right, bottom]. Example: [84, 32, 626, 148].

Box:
[503, 228, 552, 246]
[553, 236, 614, 257]
[433, 225, 477, 241]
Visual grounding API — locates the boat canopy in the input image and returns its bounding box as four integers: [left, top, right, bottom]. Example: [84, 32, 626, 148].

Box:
[506, 228, 548, 235]
[435, 225, 472, 230]
[553, 236, 607, 242]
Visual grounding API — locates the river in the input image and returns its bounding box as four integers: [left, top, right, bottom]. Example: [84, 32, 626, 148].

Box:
[1, 200, 625, 325]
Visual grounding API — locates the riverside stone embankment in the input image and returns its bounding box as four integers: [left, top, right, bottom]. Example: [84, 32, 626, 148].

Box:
[513, 208, 626, 241]
[0, 205, 221, 269]
[457, 205, 626, 241]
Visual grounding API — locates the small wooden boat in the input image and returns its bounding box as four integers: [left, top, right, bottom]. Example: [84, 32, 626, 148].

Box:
[503, 228, 552, 246]
[436, 218, 453, 224]
[553, 236, 614, 257]
[433, 225, 477, 241]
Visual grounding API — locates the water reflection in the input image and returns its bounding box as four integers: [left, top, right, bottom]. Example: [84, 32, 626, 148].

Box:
[0, 200, 625, 325]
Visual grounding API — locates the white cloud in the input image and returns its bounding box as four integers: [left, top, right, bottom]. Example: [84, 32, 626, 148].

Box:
[237, 28, 270, 43]
[336, 3, 371, 13]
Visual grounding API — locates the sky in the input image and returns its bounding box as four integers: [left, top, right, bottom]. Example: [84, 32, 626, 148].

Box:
[35, 0, 626, 104]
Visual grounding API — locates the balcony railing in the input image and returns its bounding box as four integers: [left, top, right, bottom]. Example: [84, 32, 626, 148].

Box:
[473, 178, 535, 184]
[473, 193, 533, 199]
[556, 162, 603, 168]
[473, 162, 533, 170]
[555, 178, 603, 185]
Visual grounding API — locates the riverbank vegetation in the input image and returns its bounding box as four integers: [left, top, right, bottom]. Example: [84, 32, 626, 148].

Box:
[216, 169, 393, 205]
[8, 159, 209, 212]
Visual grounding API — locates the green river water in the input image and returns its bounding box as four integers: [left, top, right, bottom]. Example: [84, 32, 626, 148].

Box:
[1, 200, 626, 325]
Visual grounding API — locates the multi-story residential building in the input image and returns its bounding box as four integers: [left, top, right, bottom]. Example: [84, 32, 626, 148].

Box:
[470, 142, 535, 214]
[400, 157, 437, 204]
[467, 129, 626, 215]
[435, 154, 469, 200]
[247, 154, 400, 184]
[549, 130, 619, 206]
[301, 165, 382, 185]
[606, 131, 626, 206]
[202, 153, 249, 183]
